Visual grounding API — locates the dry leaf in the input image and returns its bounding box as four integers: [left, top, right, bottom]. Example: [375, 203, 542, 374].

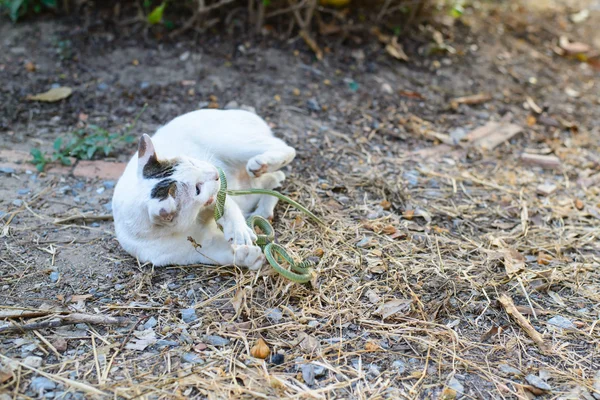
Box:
[231, 288, 246, 315]
[440, 387, 457, 400]
[526, 115, 537, 126]
[365, 289, 381, 304]
[27, 87, 73, 102]
[297, 332, 320, 354]
[380, 200, 392, 210]
[25, 61, 35, 72]
[70, 294, 93, 302]
[382, 225, 397, 235]
[365, 341, 380, 352]
[537, 253, 552, 265]
[575, 199, 584, 210]
[374, 298, 412, 319]
[480, 325, 502, 342]
[403, 210, 415, 220]
[466, 122, 523, 150]
[503, 248, 525, 277]
[385, 37, 409, 61]
[125, 329, 157, 351]
[559, 36, 591, 54]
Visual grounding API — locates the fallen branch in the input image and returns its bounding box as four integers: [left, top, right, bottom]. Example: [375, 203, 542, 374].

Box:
[53, 214, 113, 224]
[0, 313, 129, 334]
[498, 294, 551, 354]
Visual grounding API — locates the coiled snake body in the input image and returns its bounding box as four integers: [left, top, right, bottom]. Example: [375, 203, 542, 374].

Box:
[213, 167, 323, 283]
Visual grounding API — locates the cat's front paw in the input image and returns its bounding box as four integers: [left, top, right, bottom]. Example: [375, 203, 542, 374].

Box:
[232, 245, 265, 270]
[222, 220, 257, 246]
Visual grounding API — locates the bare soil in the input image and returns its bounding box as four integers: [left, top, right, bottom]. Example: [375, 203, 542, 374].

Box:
[1, 1, 599, 399]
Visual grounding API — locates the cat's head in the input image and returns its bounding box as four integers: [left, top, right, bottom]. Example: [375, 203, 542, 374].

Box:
[137, 134, 219, 227]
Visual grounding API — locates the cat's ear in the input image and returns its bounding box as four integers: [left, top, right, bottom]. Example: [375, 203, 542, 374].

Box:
[137, 134, 157, 173]
[148, 196, 178, 225]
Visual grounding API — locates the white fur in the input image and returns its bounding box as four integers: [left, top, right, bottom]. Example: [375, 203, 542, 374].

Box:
[112, 109, 295, 268]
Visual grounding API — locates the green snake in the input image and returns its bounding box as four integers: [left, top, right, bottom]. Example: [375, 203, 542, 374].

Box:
[213, 167, 323, 283]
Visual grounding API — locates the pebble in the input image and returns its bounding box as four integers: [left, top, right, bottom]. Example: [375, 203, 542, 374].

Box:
[204, 335, 229, 347]
[498, 364, 522, 376]
[181, 352, 204, 364]
[30, 377, 56, 392]
[265, 308, 283, 323]
[103, 203, 112, 212]
[179, 51, 190, 61]
[268, 353, 285, 365]
[0, 167, 15, 174]
[525, 374, 552, 391]
[547, 315, 576, 330]
[168, 283, 181, 290]
[23, 356, 43, 368]
[224, 101, 239, 110]
[593, 371, 600, 400]
[449, 127, 468, 144]
[143, 317, 157, 329]
[391, 360, 406, 374]
[140, 82, 150, 89]
[447, 377, 464, 397]
[96, 187, 105, 194]
[114, 284, 124, 290]
[240, 105, 256, 114]
[97, 82, 109, 91]
[155, 340, 179, 348]
[12, 199, 23, 207]
[49, 271, 59, 283]
[306, 98, 320, 112]
[0, 211, 5, 219]
[301, 364, 315, 386]
[403, 170, 420, 187]
[102, 181, 115, 189]
[181, 308, 197, 323]
[368, 364, 381, 378]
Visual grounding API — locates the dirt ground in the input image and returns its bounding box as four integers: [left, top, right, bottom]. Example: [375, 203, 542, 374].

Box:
[1, 0, 600, 399]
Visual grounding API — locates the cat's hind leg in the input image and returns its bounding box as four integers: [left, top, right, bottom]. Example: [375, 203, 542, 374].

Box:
[246, 145, 295, 178]
[250, 171, 286, 220]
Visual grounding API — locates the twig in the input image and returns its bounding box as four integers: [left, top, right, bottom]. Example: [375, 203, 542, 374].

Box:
[53, 214, 113, 224]
[498, 294, 551, 354]
[0, 312, 129, 334]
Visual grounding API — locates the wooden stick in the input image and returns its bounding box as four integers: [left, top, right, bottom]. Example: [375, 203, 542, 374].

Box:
[53, 214, 113, 224]
[0, 313, 129, 334]
[498, 294, 551, 354]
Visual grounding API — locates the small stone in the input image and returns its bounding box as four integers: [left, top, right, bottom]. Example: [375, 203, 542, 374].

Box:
[97, 82, 109, 91]
[181, 308, 197, 324]
[181, 352, 204, 364]
[301, 364, 315, 386]
[143, 317, 157, 330]
[0, 167, 15, 174]
[155, 340, 179, 348]
[167, 283, 181, 290]
[391, 360, 406, 374]
[114, 284, 124, 290]
[498, 364, 522, 376]
[52, 338, 67, 353]
[102, 181, 115, 189]
[449, 127, 467, 144]
[313, 364, 326, 377]
[49, 271, 59, 283]
[23, 356, 43, 368]
[12, 199, 23, 207]
[381, 83, 393, 94]
[30, 376, 56, 392]
[307, 320, 319, 328]
[103, 203, 112, 212]
[548, 315, 576, 330]
[447, 377, 464, 398]
[179, 51, 190, 61]
[368, 364, 381, 377]
[140, 82, 150, 89]
[592, 371, 600, 400]
[204, 335, 229, 347]
[224, 101, 239, 110]
[268, 353, 285, 365]
[240, 105, 256, 114]
[525, 374, 552, 391]
[17, 188, 30, 195]
[96, 187, 105, 194]
[265, 308, 283, 323]
[307, 98, 320, 112]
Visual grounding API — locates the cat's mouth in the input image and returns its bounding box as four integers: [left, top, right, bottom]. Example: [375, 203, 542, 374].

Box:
[204, 196, 214, 206]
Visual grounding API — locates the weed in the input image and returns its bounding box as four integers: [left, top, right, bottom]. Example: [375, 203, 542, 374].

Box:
[30, 105, 146, 172]
[1, 0, 56, 22]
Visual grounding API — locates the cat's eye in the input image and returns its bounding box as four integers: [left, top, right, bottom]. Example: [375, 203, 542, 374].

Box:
[195, 184, 201, 196]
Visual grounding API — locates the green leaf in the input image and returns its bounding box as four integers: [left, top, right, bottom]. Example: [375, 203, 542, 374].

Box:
[143, 0, 152, 8]
[41, 0, 57, 8]
[35, 162, 45, 172]
[86, 146, 97, 159]
[262, 0, 271, 6]
[53, 137, 63, 151]
[9, 0, 25, 22]
[60, 156, 72, 166]
[147, 2, 166, 25]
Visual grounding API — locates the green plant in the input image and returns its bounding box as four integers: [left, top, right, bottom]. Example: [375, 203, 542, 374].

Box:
[30, 105, 146, 172]
[1, 0, 56, 22]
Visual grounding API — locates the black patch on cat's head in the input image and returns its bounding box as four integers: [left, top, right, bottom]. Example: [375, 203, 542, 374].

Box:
[151, 179, 177, 200]
[143, 155, 178, 179]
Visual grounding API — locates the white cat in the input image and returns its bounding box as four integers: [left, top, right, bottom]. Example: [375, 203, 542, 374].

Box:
[112, 109, 296, 268]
